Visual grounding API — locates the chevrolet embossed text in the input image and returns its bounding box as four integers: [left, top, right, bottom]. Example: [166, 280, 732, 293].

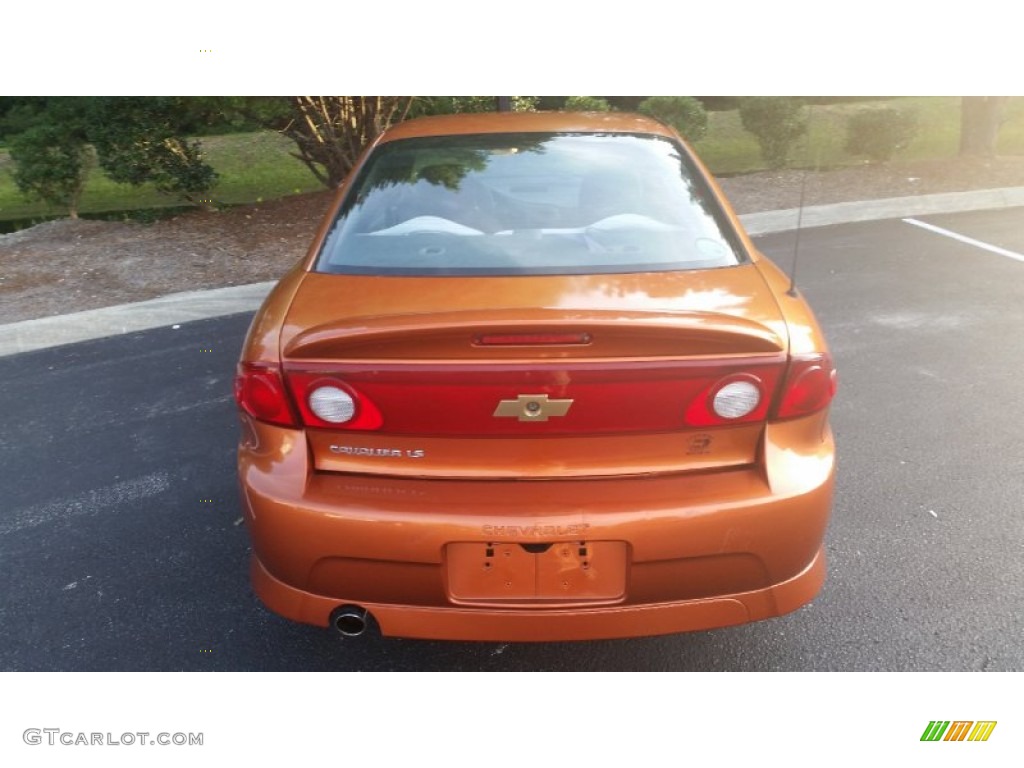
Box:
[482, 524, 590, 537]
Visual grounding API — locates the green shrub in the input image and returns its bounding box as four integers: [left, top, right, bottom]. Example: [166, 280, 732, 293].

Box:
[638, 96, 708, 142]
[738, 97, 808, 168]
[85, 98, 218, 203]
[844, 107, 919, 162]
[9, 124, 93, 218]
[564, 96, 612, 112]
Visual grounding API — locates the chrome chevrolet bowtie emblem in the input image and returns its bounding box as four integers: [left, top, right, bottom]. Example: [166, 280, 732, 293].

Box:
[493, 394, 574, 422]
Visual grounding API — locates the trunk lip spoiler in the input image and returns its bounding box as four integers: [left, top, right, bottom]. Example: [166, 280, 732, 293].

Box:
[284, 308, 786, 359]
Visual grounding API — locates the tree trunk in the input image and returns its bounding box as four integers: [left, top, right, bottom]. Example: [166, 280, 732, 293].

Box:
[68, 144, 94, 219]
[281, 97, 415, 189]
[959, 97, 1009, 157]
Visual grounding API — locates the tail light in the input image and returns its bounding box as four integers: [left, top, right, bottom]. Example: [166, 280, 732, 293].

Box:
[235, 355, 833, 433]
[308, 385, 357, 424]
[286, 373, 383, 430]
[234, 363, 297, 427]
[235, 364, 384, 430]
[684, 374, 770, 427]
[278, 359, 785, 435]
[774, 353, 837, 419]
[711, 379, 761, 419]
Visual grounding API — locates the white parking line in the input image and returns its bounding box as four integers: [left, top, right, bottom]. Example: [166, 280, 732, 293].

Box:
[903, 217, 1024, 263]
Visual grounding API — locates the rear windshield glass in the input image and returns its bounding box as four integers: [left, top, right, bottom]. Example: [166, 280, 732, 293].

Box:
[315, 132, 746, 276]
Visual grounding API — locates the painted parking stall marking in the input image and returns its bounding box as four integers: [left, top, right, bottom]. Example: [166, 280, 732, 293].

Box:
[903, 217, 1024, 263]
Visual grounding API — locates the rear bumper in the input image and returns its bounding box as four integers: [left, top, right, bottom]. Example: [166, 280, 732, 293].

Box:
[239, 414, 835, 641]
[252, 547, 826, 641]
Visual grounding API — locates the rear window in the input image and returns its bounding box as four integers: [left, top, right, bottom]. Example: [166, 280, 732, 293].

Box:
[315, 131, 747, 276]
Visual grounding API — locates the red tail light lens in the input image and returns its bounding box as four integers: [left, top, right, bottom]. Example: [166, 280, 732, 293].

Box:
[234, 363, 298, 427]
[275, 358, 785, 435]
[775, 354, 837, 419]
[285, 373, 383, 431]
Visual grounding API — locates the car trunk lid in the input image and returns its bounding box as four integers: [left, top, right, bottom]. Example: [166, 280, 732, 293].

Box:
[280, 267, 788, 478]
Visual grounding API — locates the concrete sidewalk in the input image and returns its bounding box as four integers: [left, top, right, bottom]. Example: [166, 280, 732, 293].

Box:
[3, 186, 1023, 358]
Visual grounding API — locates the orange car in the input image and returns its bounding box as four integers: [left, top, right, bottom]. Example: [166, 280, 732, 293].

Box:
[234, 111, 836, 641]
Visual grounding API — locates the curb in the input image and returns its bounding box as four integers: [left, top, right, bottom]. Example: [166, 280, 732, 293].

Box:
[739, 185, 1024, 235]
[0, 282, 275, 357]
[3, 186, 1023, 358]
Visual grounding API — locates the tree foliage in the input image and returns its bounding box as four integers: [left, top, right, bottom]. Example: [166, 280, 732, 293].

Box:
[9, 123, 94, 218]
[411, 96, 539, 117]
[844, 107, 919, 162]
[563, 96, 612, 112]
[85, 98, 217, 203]
[0, 97, 51, 142]
[739, 97, 808, 169]
[4, 97, 219, 216]
[252, 97, 544, 189]
[638, 96, 708, 142]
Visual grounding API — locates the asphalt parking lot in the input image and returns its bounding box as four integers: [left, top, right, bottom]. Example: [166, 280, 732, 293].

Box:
[1, 207, 1022, 671]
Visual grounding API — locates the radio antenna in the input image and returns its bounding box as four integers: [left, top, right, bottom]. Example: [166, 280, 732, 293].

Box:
[787, 102, 818, 298]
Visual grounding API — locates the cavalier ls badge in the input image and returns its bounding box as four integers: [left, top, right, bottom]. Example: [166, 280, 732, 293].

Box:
[493, 394, 574, 422]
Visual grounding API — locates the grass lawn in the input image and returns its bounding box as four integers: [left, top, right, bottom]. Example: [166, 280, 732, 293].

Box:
[695, 96, 1024, 174]
[2, 97, 1023, 224]
[0, 131, 322, 224]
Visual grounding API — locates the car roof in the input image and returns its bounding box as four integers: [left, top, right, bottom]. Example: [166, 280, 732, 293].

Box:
[379, 111, 678, 143]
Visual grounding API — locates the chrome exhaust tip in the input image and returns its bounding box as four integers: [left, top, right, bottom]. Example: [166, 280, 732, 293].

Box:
[331, 605, 369, 637]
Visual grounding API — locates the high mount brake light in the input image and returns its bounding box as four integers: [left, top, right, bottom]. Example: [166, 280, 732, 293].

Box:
[475, 333, 592, 346]
[234, 363, 298, 427]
